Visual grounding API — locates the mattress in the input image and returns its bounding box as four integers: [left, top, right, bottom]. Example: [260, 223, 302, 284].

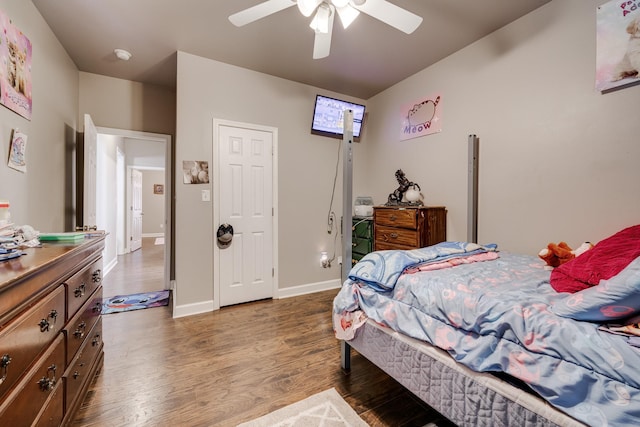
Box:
[346, 320, 585, 427]
[334, 241, 640, 425]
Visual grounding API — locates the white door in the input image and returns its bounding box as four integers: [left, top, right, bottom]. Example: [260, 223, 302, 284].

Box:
[218, 124, 274, 307]
[130, 169, 143, 252]
[83, 114, 97, 229]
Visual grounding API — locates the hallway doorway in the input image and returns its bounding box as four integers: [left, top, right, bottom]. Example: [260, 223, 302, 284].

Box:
[93, 127, 172, 308]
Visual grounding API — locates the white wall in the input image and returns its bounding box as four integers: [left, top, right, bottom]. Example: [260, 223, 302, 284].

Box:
[96, 133, 120, 272]
[0, 1, 78, 231]
[360, 0, 640, 255]
[141, 169, 165, 235]
[175, 52, 366, 308]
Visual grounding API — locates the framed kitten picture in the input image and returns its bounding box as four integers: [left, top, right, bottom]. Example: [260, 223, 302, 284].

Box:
[0, 9, 32, 120]
[596, 1, 640, 92]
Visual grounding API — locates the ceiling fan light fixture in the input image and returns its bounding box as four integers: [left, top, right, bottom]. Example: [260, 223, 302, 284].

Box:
[351, 0, 366, 5]
[310, 3, 332, 33]
[297, 0, 322, 17]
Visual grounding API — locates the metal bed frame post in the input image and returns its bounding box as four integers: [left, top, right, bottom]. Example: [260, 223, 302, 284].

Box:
[340, 110, 354, 372]
[467, 135, 479, 244]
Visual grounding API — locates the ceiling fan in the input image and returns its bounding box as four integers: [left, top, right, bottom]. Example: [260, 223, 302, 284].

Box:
[229, 0, 423, 59]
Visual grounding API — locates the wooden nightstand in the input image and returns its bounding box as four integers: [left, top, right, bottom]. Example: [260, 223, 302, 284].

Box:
[373, 206, 446, 251]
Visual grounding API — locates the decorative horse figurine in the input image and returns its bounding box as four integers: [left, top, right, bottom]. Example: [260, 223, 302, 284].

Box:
[386, 169, 422, 206]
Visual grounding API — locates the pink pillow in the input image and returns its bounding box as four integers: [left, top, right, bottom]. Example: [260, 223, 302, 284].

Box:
[550, 225, 640, 293]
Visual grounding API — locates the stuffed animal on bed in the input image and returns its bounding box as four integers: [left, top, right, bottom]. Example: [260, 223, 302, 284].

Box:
[538, 241, 593, 269]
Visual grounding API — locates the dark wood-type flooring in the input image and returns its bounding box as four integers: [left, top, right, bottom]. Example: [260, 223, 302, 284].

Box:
[71, 238, 455, 426]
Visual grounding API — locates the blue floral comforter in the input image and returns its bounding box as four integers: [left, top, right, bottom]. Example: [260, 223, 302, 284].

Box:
[333, 243, 640, 426]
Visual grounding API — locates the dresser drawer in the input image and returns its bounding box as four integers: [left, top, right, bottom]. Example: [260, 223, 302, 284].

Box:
[33, 384, 64, 427]
[64, 317, 103, 410]
[0, 333, 65, 427]
[0, 285, 65, 400]
[375, 225, 420, 248]
[374, 208, 418, 229]
[65, 286, 102, 364]
[65, 257, 102, 322]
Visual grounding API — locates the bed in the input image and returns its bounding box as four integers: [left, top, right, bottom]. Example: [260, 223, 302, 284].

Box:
[333, 225, 640, 426]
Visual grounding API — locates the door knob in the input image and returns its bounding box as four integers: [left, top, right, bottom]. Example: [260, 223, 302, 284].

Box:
[217, 224, 234, 248]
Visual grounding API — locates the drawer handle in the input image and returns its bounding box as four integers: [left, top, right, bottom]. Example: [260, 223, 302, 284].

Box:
[390, 232, 398, 239]
[93, 301, 103, 313]
[0, 354, 11, 385]
[92, 333, 102, 347]
[92, 269, 102, 283]
[75, 283, 86, 298]
[49, 309, 58, 325]
[389, 214, 397, 221]
[39, 318, 51, 333]
[74, 321, 87, 339]
[38, 364, 57, 392]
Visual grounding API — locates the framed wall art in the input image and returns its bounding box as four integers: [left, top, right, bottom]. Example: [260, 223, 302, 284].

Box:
[7, 129, 27, 172]
[400, 94, 442, 141]
[0, 10, 32, 120]
[596, 1, 640, 92]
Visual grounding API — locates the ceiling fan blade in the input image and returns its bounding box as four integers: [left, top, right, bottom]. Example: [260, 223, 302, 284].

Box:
[336, 4, 360, 29]
[229, 0, 296, 27]
[353, 0, 422, 34]
[313, 7, 335, 59]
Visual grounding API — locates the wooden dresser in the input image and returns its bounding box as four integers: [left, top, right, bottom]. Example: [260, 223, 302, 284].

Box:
[0, 236, 105, 426]
[373, 206, 447, 251]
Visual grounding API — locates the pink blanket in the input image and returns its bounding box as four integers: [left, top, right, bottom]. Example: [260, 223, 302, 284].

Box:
[403, 251, 499, 274]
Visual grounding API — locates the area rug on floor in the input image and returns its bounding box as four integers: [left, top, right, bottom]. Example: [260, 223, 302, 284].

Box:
[154, 237, 164, 245]
[237, 388, 368, 427]
[101, 290, 170, 314]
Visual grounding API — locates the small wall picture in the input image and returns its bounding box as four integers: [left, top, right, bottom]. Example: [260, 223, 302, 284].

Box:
[183, 160, 209, 184]
[153, 184, 164, 195]
[596, 1, 640, 92]
[400, 94, 442, 141]
[7, 129, 27, 172]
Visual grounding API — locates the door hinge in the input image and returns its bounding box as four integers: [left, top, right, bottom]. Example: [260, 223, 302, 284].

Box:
[272, 268, 275, 277]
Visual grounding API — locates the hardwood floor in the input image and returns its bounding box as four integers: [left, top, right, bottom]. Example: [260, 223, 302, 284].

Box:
[72, 238, 454, 426]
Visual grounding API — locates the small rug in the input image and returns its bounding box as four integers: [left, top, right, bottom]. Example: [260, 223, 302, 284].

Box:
[237, 388, 368, 427]
[154, 237, 164, 245]
[101, 290, 170, 314]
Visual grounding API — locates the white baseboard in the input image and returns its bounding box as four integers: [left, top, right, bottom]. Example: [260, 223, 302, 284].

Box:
[277, 278, 342, 299]
[171, 279, 342, 318]
[172, 299, 215, 318]
[142, 232, 164, 238]
[102, 257, 118, 278]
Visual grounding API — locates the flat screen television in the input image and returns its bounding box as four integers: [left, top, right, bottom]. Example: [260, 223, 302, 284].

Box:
[311, 95, 366, 141]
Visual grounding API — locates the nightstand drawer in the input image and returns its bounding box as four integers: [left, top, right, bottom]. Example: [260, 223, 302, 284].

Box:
[375, 225, 420, 248]
[374, 208, 417, 229]
[352, 236, 372, 255]
[352, 219, 373, 239]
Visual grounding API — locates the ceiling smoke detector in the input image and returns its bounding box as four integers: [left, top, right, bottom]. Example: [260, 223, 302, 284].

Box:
[114, 48, 132, 61]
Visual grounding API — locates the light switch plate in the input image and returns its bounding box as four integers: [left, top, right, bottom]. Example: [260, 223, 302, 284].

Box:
[201, 189, 210, 202]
